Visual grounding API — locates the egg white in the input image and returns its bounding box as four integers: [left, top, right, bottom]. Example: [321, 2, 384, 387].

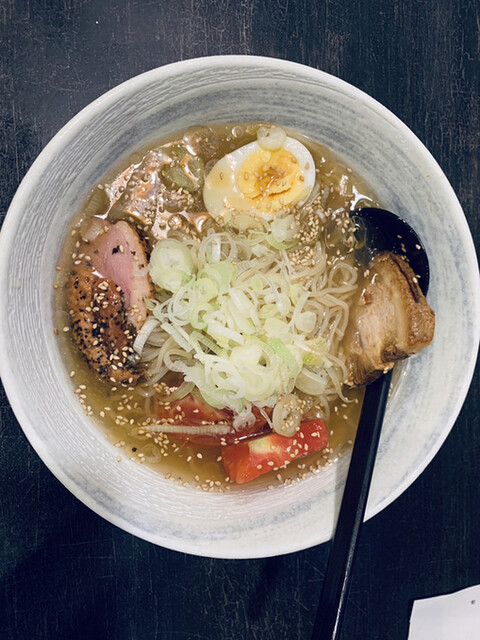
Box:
[203, 136, 316, 228]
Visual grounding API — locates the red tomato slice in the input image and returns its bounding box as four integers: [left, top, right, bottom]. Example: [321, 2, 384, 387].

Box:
[158, 394, 229, 425]
[221, 419, 328, 484]
[157, 394, 270, 446]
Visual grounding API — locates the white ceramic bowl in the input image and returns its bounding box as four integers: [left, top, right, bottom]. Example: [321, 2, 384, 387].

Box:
[1, 56, 479, 559]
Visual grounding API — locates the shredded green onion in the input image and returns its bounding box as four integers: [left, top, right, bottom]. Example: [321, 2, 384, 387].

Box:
[144, 217, 357, 426]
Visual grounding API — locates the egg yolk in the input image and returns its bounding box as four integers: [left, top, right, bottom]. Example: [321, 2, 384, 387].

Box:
[237, 148, 307, 214]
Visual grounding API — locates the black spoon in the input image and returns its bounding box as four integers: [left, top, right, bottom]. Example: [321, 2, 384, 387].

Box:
[311, 207, 430, 640]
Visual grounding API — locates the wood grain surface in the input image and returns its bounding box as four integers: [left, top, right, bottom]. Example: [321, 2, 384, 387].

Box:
[0, 1, 479, 639]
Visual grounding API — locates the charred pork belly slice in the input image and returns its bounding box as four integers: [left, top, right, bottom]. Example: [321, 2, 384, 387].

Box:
[343, 251, 435, 387]
[68, 265, 142, 385]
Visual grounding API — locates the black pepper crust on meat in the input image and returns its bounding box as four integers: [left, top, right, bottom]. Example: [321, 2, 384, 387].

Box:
[68, 263, 142, 386]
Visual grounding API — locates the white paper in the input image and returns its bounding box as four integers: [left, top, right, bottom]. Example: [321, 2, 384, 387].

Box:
[408, 584, 480, 640]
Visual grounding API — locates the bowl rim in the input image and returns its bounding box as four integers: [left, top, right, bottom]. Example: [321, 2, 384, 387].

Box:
[1, 55, 479, 558]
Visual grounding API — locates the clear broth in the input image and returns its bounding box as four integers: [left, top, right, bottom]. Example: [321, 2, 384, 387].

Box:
[55, 122, 376, 490]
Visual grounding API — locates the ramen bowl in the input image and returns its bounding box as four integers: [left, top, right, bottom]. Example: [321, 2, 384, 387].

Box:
[0, 56, 478, 558]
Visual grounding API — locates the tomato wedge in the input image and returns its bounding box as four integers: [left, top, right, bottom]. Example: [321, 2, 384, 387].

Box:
[157, 394, 269, 446]
[158, 394, 229, 425]
[221, 419, 328, 484]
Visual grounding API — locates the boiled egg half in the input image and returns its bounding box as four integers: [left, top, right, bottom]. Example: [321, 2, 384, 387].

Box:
[203, 126, 316, 228]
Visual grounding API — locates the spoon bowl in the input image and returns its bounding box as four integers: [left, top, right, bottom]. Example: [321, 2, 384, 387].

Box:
[353, 207, 430, 294]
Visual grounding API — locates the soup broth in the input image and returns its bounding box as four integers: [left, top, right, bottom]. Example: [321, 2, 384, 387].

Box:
[55, 122, 377, 490]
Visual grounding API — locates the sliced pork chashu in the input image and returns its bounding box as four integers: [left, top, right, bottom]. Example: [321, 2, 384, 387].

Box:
[343, 251, 435, 387]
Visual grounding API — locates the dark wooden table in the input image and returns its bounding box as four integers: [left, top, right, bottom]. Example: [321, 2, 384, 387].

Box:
[1, 1, 479, 639]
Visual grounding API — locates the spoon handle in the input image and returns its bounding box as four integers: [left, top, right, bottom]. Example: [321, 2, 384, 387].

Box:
[311, 370, 392, 640]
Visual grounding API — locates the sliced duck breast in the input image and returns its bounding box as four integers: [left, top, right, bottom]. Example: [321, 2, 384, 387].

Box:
[88, 219, 153, 329]
[67, 219, 153, 384]
[68, 264, 142, 385]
